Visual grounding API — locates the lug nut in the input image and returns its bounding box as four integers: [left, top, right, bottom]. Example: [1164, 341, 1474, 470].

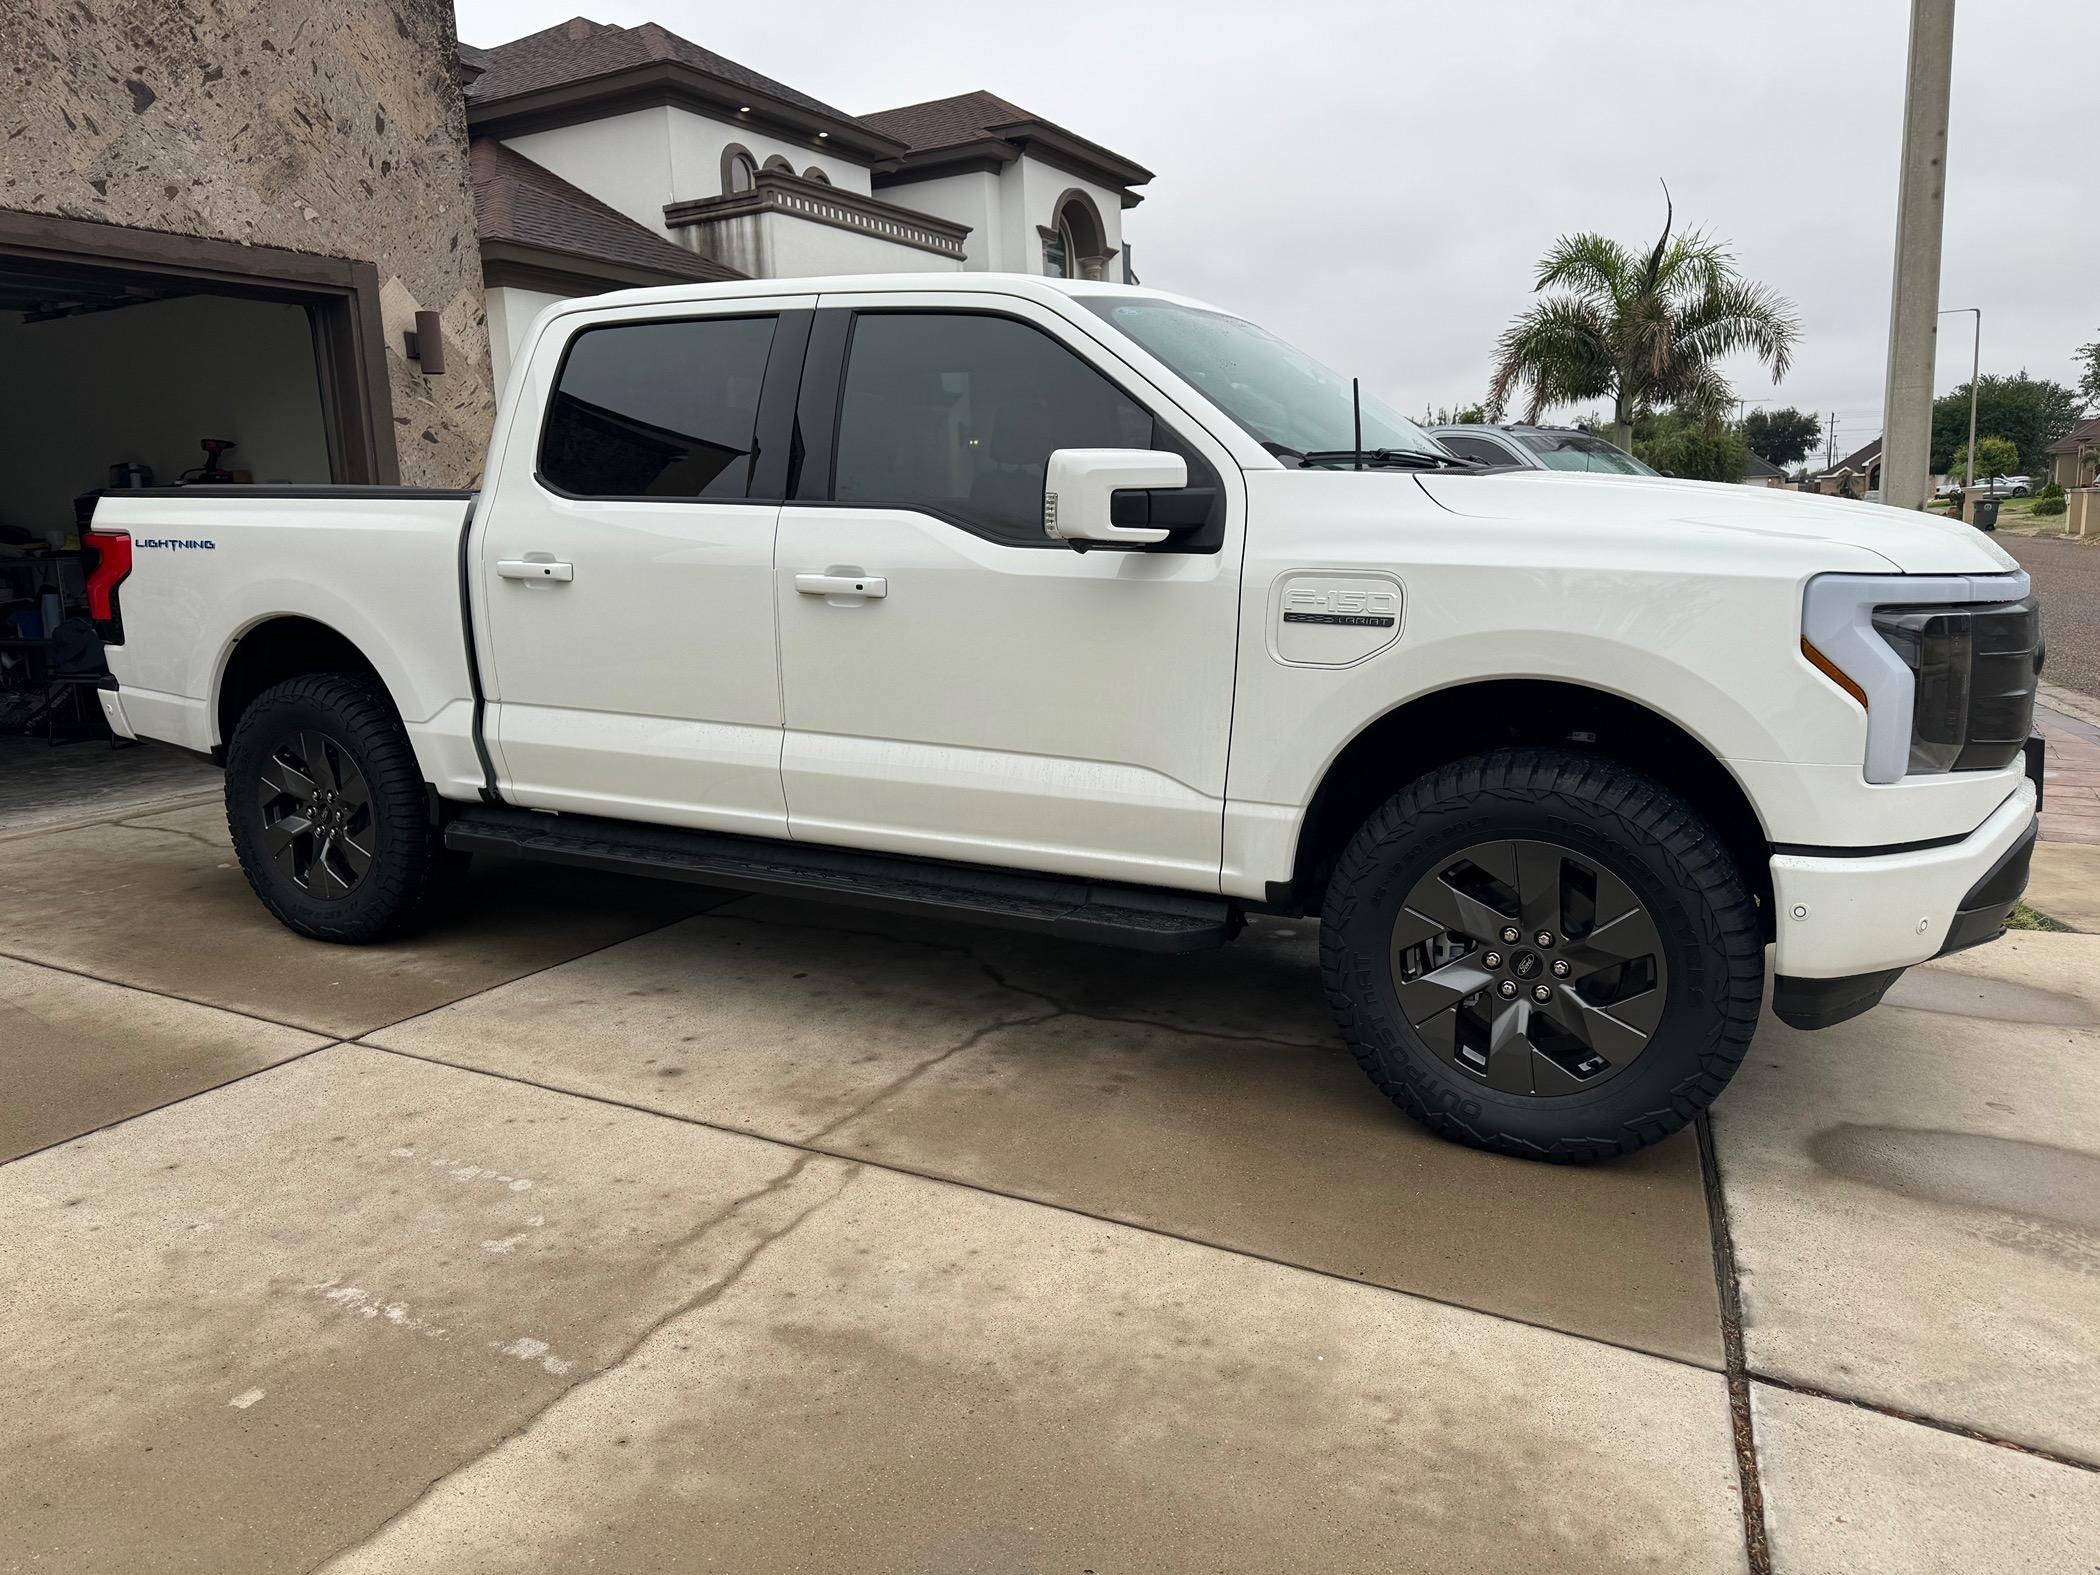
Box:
[1500, 926, 1521, 944]
[1482, 951, 1502, 969]
[1535, 930, 1554, 948]
[1497, 980, 1519, 999]
[1532, 984, 1551, 1003]
[1552, 959, 1570, 978]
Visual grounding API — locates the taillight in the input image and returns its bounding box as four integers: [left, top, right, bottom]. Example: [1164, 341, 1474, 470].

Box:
[83, 529, 132, 643]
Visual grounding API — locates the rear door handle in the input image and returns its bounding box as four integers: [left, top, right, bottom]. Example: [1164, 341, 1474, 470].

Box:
[795, 572, 886, 599]
[497, 558, 574, 583]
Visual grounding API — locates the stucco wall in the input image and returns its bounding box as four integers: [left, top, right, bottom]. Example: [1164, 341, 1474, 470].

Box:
[0, 0, 494, 485]
[486, 284, 568, 393]
[1008, 157, 1125, 278]
[883, 170, 1002, 270]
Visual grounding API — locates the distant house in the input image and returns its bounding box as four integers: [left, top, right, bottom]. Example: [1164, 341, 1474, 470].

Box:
[1811, 437, 1882, 496]
[2044, 415, 2100, 489]
[461, 18, 1155, 384]
[1740, 452, 1788, 488]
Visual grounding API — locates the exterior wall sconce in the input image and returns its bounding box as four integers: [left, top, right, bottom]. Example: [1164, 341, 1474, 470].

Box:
[404, 309, 447, 376]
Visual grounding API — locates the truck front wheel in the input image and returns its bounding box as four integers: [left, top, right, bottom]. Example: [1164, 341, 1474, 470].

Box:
[223, 672, 460, 944]
[1320, 749, 1763, 1161]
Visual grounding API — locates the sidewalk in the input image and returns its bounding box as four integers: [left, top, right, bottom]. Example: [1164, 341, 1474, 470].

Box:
[2028, 682, 2100, 930]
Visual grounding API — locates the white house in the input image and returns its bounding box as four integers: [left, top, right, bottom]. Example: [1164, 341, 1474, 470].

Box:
[462, 19, 1153, 384]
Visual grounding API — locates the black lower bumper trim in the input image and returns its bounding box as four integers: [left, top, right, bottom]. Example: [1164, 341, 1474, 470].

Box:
[1934, 816, 2038, 959]
[1773, 969, 1906, 1030]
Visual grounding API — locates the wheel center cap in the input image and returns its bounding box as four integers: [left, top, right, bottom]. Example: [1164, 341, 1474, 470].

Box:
[1510, 949, 1543, 981]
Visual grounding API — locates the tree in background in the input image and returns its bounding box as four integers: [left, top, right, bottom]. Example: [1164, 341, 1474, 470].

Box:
[1627, 408, 1751, 482]
[2076, 332, 2098, 408]
[1950, 435, 2022, 483]
[1486, 190, 1800, 449]
[1742, 407, 1822, 467]
[1929, 374, 2081, 475]
[1428, 403, 1487, 425]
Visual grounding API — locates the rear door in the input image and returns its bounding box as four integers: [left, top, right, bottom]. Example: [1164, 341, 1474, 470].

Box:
[771, 293, 1245, 890]
[474, 300, 810, 835]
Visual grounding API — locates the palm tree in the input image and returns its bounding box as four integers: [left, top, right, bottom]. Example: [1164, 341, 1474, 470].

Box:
[1487, 190, 1801, 451]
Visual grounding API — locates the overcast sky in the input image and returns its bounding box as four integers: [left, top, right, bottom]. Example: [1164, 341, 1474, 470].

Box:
[459, 0, 2097, 455]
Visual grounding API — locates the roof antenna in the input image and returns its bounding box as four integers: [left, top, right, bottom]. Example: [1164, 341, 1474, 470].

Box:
[1352, 377, 1364, 472]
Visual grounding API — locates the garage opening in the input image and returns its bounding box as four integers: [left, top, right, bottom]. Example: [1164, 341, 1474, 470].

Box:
[0, 213, 397, 822]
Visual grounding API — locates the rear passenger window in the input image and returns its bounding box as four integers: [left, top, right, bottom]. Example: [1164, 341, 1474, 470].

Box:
[832, 312, 1163, 545]
[540, 316, 776, 499]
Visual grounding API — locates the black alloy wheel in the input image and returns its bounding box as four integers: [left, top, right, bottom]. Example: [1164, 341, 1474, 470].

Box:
[1391, 839, 1667, 1097]
[256, 730, 376, 899]
[224, 671, 461, 943]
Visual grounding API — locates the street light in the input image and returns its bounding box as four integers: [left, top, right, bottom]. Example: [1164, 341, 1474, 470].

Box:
[1939, 306, 1981, 500]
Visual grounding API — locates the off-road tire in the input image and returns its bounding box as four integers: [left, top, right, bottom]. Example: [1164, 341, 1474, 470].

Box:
[224, 672, 458, 943]
[1320, 749, 1763, 1162]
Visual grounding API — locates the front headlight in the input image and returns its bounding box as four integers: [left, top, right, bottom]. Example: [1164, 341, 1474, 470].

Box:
[1871, 598, 2039, 773]
[1801, 573, 2040, 784]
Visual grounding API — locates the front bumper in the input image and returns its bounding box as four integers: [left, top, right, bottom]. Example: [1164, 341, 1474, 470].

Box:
[1769, 775, 2038, 981]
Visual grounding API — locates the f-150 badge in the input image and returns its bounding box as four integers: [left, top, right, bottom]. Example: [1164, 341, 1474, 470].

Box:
[1270, 572, 1406, 668]
[1282, 588, 1398, 628]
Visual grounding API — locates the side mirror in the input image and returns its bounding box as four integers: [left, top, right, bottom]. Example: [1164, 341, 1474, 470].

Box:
[1044, 448, 1189, 548]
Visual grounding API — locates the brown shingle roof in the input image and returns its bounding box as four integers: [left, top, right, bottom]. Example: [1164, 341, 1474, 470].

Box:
[861, 89, 1151, 185]
[470, 138, 740, 283]
[1817, 436, 1883, 476]
[2046, 415, 2100, 454]
[860, 90, 1033, 153]
[466, 17, 858, 127]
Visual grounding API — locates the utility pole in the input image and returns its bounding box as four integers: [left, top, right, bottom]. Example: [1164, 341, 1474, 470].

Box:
[1879, 0, 1957, 511]
[1940, 306, 1981, 498]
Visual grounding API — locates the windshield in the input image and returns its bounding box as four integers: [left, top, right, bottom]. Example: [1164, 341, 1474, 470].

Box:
[1080, 297, 1444, 462]
[1517, 433, 1659, 476]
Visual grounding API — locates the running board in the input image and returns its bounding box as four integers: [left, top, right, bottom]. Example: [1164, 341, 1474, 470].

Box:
[444, 807, 1236, 953]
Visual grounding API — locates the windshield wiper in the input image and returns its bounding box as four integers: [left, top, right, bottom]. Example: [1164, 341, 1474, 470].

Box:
[1297, 447, 1477, 471]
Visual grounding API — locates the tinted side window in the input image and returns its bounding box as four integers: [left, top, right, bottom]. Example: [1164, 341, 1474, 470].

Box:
[832, 313, 1158, 545]
[540, 316, 776, 499]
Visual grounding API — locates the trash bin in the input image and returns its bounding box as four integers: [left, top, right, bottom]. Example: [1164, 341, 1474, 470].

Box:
[1970, 496, 2000, 532]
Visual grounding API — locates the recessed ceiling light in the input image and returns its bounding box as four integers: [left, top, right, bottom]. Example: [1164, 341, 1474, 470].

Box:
[816, 131, 828, 139]
[738, 105, 751, 113]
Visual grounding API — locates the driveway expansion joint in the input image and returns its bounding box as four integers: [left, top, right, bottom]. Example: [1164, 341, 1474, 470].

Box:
[1747, 1370, 2100, 1475]
[1696, 1110, 1772, 1575]
[360, 1039, 1730, 1380]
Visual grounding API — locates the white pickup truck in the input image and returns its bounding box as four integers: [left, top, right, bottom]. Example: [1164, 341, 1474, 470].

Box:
[84, 274, 2044, 1162]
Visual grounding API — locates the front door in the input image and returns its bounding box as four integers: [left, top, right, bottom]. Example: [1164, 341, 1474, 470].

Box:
[475, 302, 808, 836]
[773, 296, 1244, 891]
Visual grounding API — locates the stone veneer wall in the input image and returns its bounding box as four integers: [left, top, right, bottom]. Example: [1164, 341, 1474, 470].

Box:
[0, 0, 494, 484]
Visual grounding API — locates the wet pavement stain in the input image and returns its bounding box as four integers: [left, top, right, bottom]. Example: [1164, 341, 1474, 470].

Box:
[1880, 968, 2095, 1026]
[1809, 1124, 2100, 1274]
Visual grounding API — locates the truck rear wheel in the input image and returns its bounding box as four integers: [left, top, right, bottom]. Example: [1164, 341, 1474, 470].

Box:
[1319, 749, 1763, 1162]
[223, 672, 459, 944]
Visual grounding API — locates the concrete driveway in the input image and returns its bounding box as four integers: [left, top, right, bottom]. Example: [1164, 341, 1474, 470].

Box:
[3, 786, 2098, 1572]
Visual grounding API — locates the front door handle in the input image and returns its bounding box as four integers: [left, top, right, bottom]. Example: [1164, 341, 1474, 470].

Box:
[497, 558, 574, 583]
[795, 572, 886, 599]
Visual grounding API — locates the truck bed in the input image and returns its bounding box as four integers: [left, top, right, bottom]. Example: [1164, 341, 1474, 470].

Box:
[91, 486, 484, 797]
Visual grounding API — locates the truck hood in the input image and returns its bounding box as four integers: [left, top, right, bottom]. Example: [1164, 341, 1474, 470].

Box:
[1413, 471, 2019, 576]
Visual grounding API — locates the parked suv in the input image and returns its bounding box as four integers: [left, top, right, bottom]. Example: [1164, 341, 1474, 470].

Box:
[1430, 423, 1659, 476]
[86, 275, 2044, 1163]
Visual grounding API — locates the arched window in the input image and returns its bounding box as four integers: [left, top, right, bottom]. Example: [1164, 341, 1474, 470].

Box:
[720, 144, 757, 195]
[761, 154, 794, 176]
[802, 166, 831, 185]
[1040, 190, 1112, 281]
